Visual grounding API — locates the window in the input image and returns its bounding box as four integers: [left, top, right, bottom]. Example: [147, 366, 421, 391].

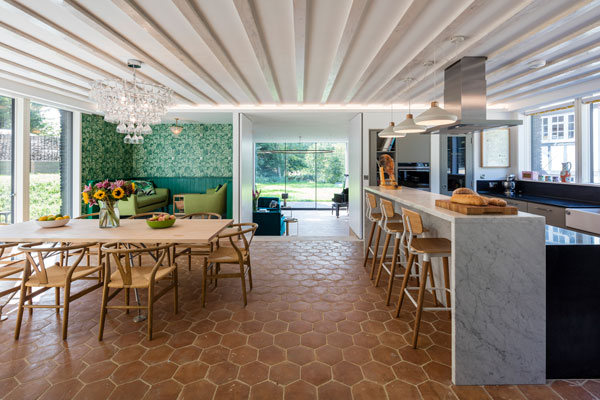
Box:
[592, 102, 600, 183]
[531, 109, 575, 176]
[29, 103, 73, 218]
[0, 95, 14, 223]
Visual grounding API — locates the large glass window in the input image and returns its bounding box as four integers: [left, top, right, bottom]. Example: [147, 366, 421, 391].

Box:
[29, 103, 72, 218]
[531, 109, 576, 176]
[0, 95, 14, 223]
[592, 102, 600, 183]
[255, 142, 347, 209]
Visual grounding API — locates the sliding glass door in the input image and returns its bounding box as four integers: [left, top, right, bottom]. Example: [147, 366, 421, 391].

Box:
[0, 95, 14, 223]
[255, 142, 347, 209]
[29, 103, 73, 218]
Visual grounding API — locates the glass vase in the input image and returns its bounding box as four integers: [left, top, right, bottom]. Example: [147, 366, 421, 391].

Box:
[99, 201, 120, 228]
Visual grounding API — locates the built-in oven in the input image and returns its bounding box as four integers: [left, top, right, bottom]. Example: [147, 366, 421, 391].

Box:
[397, 162, 430, 191]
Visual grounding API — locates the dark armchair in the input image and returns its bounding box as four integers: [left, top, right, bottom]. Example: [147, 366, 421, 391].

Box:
[253, 197, 285, 236]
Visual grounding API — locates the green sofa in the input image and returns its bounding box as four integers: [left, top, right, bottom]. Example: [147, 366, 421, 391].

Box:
[183, 183, 227, 216]
[118, 187, 170, 216]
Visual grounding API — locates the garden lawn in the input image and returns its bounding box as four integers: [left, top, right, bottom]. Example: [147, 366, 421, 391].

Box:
[256, 182, 342, 203]
[0, 173, 62, 219]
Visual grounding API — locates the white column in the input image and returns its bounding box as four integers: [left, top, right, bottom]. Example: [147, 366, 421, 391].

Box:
[72, 111, 82, 217]
[14, 98, 30, 222]
[577, 99, 591, 183]
[232, 112, 240, 222]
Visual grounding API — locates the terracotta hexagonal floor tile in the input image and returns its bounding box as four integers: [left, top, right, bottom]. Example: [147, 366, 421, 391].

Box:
[301, 361, 332, 386]
[200, 345, 230, 365]
[287, 346, 315, 366]
[238, 361, 269, 385]
[257, 345, 285, 365]
[337, 320, 361, 335]
[332, 360, 363, 386]
[451, 385, 496, 400]
[79, 360, 118, 383]
[274, 332, 300, 348]
[342, 345, 372, 366]
[362, 361, 396, 384]
[170, 346, 201, 365]
[194, 332, 222, 348]
[422, 361, 452, 385]
[392, 361, 428, 385]
[206, 361, 239, 385]
[73, 379, 115, 400]
[221, 332, 247, 349]
[269, 361, 300, 385]
[318, 381, 352, 399]
[315, 345, 343, 366]
[249, 381, 283, 400]
[141, 361, 178, 384]
[379, 331, 407, 349]
[352, 380, 387, 400]
[180, 380, 216, 400]
[168, 332, 196, 348]
[107, 380, 149, 400]
[385, 380, 422, 399]
[141, 380, 182, 400]
[323, 310, 346, 322]
[398, 346, 432, 366]
[285, 380, 317, 400]
[190, 320, 216, 335]
[214, 320, 240, 334]
[39, 379, 83, 400]
[300, 332, 326, 349]
[229, 345, 258, 365]
[418, 380, 458, 400]
[263, 320, 288, 334]
[371, 345, 402, 366]
[112, 361, 147, 384]
[353, 332, 380, 348]
[239, 320, 264, 334]
[173, 361, 209, 384]
[248, 332, 274, 349]
[327, 332, 353, 349]
[313, 320, 337, 334]
[288, 320, 312, 334]
[208, 310, 232, 322]
[361, 320, 386, 335]
[300, 311, 322, 323]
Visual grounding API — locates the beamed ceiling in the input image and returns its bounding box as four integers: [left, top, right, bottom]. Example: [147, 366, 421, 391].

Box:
[0, 0, 599, 112]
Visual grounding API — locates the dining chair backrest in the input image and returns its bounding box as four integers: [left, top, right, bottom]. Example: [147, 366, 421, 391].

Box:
[217, 223, 257, 258]
[365, 193, 378, 221]
[101, 243, 173, 286]
[18, 242, 96, 284]
[127, 212, 170, 219]
[401, 208, 424, 251]
[181, 212, 221, 220]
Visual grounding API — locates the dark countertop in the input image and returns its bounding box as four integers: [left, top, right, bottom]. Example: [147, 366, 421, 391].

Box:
[479, 191, 600, 209]
[545, 225, 600, 245]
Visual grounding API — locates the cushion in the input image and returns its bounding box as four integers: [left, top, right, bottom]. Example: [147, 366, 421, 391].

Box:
[136, 194, 163, 208]
[132, 180, 156, 196]
[216, 184, 223, 191]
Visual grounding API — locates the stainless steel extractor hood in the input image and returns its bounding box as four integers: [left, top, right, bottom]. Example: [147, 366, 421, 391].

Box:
[424, 57, 521, 134]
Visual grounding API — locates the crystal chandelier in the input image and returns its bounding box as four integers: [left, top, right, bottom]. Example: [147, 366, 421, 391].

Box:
[90, 59, 173, 144]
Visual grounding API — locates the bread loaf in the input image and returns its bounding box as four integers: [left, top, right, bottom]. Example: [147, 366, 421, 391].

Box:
[452, 187, 476, 195]
[450, 194, 489, 206]
[487, 198, 507, 207]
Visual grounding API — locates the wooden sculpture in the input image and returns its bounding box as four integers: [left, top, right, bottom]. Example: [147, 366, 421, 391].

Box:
[378, 154, 398, 188]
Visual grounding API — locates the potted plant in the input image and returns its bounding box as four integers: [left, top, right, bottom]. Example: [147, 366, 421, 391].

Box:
[82, 180, 135, 228]
[252, 188, 261, 211]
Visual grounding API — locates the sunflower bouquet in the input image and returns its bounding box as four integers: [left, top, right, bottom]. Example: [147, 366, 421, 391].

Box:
[82, 180, 135, 228]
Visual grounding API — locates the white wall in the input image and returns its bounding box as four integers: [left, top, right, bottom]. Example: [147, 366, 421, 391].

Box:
[348, 113, 363, 238]
[239, 113, 254, 223]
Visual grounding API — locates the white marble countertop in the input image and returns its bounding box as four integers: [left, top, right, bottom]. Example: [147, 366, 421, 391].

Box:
[365, 186, 543, 222]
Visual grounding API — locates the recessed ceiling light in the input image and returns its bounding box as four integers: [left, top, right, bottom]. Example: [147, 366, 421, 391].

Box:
[450, 35, 466, 44]
[528, 59, 546, 69]
[423, 60, 434, 67]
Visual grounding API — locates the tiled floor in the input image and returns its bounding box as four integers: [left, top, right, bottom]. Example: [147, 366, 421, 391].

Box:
[279, 210, 350, 237]
[0, 241, 598, 400]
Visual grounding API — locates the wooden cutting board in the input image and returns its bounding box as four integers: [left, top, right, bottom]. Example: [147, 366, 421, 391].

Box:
[435, 199, 518, 215]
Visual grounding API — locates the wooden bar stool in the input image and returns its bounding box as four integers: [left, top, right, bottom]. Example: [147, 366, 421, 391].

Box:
[374, 199, 406, 305]
[395, 208, 451, 348]
[363, 192, 383, 276]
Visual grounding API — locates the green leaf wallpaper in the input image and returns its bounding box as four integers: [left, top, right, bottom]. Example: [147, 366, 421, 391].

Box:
[81, 115, 233, 183]
[131, 123, 233, 177]
[81, 114, 133, 184]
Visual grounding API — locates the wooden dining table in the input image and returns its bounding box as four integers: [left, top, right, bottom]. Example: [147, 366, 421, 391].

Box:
[0, 218, 234, 244]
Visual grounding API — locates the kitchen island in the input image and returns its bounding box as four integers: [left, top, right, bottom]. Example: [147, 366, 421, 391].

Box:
[365, 186, 546, 385]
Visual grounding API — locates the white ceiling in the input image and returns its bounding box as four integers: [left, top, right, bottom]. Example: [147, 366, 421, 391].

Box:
[248, 111, 355, 141]
[0, 0, 599, 113]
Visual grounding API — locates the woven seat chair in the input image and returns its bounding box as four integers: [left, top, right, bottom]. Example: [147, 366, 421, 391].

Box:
[174, 212, 221, 271]
[15, 242, 102, 340]
[0, 240, 26, 322]
[202, 223, 257, 307]
[99, 242, 178, 341]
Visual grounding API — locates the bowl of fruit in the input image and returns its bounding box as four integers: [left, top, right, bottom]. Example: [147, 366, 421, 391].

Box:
[36, 214, 71, 228]
[146, 214, 176, 229]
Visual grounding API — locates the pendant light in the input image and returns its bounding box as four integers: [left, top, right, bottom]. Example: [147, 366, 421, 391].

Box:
[394, 78, 426, 134]
[170, 118, 183, 135]
[378, 103, 405, 138]
[414, 46, 457, 126]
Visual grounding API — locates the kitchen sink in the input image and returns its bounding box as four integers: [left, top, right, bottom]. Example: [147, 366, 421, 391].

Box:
[566, 208, 600, 235]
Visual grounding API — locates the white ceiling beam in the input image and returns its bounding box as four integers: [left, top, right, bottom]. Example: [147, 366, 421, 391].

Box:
[171, 0, 259, 103]
[233, 0, 281, 103]
[0, 77, 96, 112]
[381, 0, 535, 104]
[506, 76, 600, 111]
[54, 0, 208, 104]
[491, 68, 600, 104]
[488, 56, 600, 100]
[487, 17, 600, 78]
[111, 0, 238, 105]
[0, 70, 90, 102]
[488, 41, 600, 90]
[321, 0, 368, 103]
[0, 57, 89, 93]
[0, 42, 91, 86]
[346, 0, 432, 103]
[293, 0, 307, 103]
